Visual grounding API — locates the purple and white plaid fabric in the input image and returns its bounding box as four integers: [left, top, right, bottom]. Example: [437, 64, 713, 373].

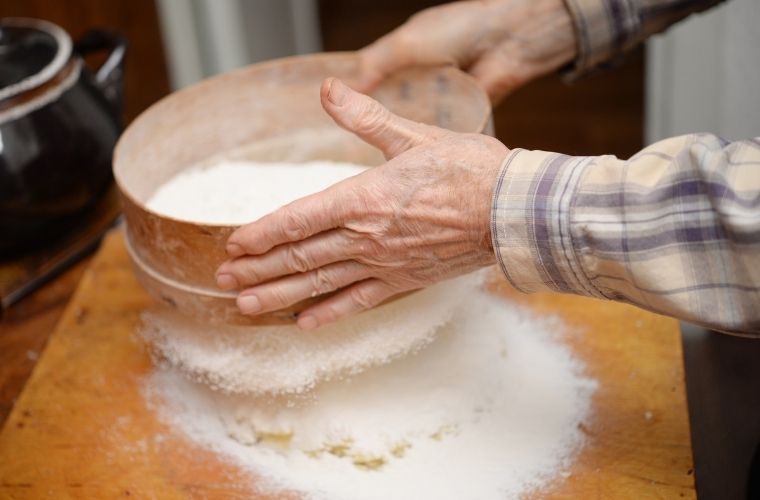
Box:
[490, 0, 759, 335]
[491, 135, 760, 335]
[562, 0, 724, 76]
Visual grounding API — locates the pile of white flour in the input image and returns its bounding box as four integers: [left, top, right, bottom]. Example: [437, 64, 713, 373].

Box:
[145, 290, 597, 500]
[147, 160, 367, 224]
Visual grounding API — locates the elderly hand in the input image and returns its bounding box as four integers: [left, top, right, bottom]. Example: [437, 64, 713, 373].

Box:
[354, 0, 577, 104]
[215, 78, 508, 330]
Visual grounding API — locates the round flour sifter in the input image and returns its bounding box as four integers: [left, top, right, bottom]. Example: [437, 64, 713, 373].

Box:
[113, 52, 492, 326]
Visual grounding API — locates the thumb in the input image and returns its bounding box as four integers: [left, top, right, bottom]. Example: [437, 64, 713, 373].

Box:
[320, 77, 440, 159]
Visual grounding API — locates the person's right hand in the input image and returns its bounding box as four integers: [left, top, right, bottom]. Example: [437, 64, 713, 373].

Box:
[355, 0, 578, 104]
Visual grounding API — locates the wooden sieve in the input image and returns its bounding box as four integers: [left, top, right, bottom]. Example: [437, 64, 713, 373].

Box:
[113, 52, 493, 325]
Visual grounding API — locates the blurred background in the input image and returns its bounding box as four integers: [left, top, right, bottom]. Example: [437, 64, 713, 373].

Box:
[0, 2, 758, 499]
[2, 0, 757, 150]
[3, 0, 756, 153]
[0, 0, 644, 157]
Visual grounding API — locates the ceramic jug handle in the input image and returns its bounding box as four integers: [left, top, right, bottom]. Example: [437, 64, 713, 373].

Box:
[74, 30, 128, 123]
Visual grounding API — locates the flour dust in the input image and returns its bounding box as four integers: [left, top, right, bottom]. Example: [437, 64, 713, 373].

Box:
[144, 290, 597, 500]
[142, 159, 597, 499]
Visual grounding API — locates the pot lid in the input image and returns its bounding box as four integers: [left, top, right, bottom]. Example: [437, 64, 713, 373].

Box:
[0, 18, 72, 102]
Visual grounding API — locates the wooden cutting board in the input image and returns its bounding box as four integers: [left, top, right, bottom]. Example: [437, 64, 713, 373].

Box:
[0, 230, 696, 499]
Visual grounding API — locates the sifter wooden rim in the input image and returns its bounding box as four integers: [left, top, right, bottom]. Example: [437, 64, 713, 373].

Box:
[113, 51, 492, 222]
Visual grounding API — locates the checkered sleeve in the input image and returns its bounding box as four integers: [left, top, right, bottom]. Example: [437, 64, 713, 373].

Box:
[562, 0, 724, 77]
[490, 134, 760, 335]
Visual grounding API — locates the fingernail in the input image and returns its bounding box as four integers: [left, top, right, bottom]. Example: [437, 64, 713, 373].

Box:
[297, 314, 319, 331]
[238, 295, 262, 314]
[215, 273, 238, 290]
[226, 242, 244, 258]
[327, 78, 349, 106]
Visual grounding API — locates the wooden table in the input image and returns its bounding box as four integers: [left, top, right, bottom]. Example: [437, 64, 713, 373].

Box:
[0, 231, 696, 498]
[0, 258, 91, 425]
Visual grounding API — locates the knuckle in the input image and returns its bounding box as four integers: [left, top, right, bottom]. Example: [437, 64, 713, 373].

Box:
[340, 229, 368, 257]
[366, 238, 386, 257]
[338, 189, 369, 219]
[356, 99, 390, 135]
[350, 239, 371, 259]
[238, 261, 262, 284]
[266, 286, 290, 308]
[285, 244, 311, 273]
[349, 285, 378, 310]
[310, 268, 337, 295]
[352, 236, 387, 263]
[281, 209, 310, 241]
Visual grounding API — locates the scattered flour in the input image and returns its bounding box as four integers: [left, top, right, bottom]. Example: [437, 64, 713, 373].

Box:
[141, 158, 598, 499]
[144, 290, 598, 500]
[146, 160, 367, 224]
[140, 272, 482, 395]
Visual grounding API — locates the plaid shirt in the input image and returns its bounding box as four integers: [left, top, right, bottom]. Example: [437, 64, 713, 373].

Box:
[491, 1, 760, 336]
[563, 0, 724, 75]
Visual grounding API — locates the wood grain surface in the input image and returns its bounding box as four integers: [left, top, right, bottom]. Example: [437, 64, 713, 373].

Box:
[0, 231, 694, 499]
[0, 258, 90, 425]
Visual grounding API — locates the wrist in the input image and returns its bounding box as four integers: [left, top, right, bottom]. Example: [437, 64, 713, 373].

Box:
[485, 0, 577, 82]
[490, 148, 604, 297]
[477, 137, 511, 259]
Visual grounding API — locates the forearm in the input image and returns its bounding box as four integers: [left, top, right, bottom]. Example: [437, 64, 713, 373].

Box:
[491, 134, 760, 335]
[564, 0, 725, 76]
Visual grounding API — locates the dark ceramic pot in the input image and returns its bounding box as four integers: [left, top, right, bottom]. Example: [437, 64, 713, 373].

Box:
[0, 18, 125, 257]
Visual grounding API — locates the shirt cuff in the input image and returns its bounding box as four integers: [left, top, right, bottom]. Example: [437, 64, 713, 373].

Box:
[490, 148, 605, 298]
[561, 0, 642, 78]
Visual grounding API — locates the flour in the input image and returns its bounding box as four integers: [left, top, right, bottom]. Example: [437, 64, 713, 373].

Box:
[140, 272, 481, 395]
[144, 290, 598, 500]
[146, 160, 367, 224]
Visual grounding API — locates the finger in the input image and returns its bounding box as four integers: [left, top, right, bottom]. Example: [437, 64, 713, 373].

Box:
[354, 20, 464, 93]
[353, 33, 414, 93]
[216, 229, 357, 289]
[236, 261, 372, 316]
[225, 188, 347, 258]
[295, 279, 397, 330]
[320, 77, 441, 159]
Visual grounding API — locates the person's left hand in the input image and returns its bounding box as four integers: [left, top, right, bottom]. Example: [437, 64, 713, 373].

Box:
[215, 78, 508, 330]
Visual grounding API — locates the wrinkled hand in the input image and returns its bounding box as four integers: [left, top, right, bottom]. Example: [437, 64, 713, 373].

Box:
[215, 79, 508, 330]
[355, 0, 577, 104]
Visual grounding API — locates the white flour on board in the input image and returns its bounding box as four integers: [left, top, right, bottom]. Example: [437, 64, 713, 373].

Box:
[144, 290, 597, 500]
[141, 159, 598, 499]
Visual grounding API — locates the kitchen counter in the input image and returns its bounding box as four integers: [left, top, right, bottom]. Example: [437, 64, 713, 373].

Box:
[0, 257, 91, 425]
